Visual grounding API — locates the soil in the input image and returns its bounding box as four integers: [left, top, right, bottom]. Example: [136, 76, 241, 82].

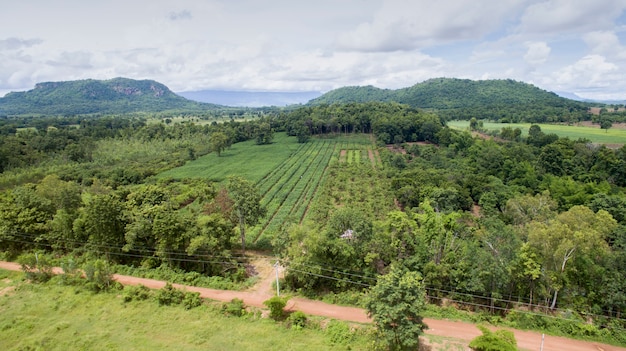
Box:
[1, 260, 624, 351]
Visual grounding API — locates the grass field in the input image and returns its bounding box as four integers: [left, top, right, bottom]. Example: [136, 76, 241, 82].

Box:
[157, 133, 302, 183]
[0, 270, 372, 351]
[447, 120, 626, 145]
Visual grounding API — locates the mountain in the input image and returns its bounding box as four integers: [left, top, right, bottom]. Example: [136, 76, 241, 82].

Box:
[310, 78, 583, 109]
[177, 90, 322, 107]
[0, 78, 224, 116]
[308, 78, 591, 122]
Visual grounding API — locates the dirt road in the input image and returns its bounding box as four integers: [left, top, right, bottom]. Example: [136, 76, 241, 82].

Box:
[1, 260, 623, 351]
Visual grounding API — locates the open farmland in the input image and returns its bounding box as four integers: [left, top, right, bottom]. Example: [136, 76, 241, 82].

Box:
[249, 134, 380, 248]
[157, 133, 382, 249]
[157, 133, 301, 183]
[447, 120, 626, 145]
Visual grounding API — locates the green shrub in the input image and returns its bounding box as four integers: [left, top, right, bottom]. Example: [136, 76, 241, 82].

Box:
[182, 291, 202, 310]
[222, 298, 246, 317]
[263, 296, 287, 321]
[83, 259, 115, 292]
[326, 320, 354, 345]
[59, 257, 83, 286]
[289, 311, 307, 329]
[469, 325, 517, 351]
[17, 252, 54, 283]
[123, 284, 152, 303]
[155, 283, 185, 306]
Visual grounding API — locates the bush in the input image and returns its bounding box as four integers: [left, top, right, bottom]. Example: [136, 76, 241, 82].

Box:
[222, 298, 246, 317]
[326, 320, 354, 345]
[155, 283, 185, 306]
[123, 284, 152, 303]
[469, 325, 517, 351]
[182, 291, 202, 310]
[263, 296, 287, 321]
[18, 252, 54, 283]
[288, 311, 307, 329]
[83, 259, 115, 292]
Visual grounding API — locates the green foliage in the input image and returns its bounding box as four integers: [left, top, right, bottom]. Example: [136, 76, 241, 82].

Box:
[263, 296, 288, 321]
[310, 78, 589, 123]
[326, 320, 355, 345]
[0, 78, 223, 115]
[0, 278, 374, 351]
[182, 291, 203, 310]
[365, 265, 427, 351]
[469, 325, 517, 351]
[83, 259, 115, 292]
[155, 282, 185, 306]
[122, 284, 152, 302]
[288, 311, 308, 329]
[228, 175, 266, 252]
[222, 298, 247, 317]
[17, 252, 54, 283]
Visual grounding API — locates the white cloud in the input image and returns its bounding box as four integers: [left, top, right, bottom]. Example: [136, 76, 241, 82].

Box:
[524, 41, 551, 65]
[2, 0, 626, 100]
[336, 0, 527, 51]
[519, 0, 626, 35]
[584, 30, 626, 59]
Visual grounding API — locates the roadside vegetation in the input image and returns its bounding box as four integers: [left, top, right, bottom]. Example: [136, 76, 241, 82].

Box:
[0, 269, 373, 351]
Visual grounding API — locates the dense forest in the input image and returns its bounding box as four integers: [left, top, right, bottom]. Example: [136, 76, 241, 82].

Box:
[1, 96, 626, 342]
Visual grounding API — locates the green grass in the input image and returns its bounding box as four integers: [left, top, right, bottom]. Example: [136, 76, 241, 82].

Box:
[447, 120, 626, 145]
[0, 272, 373, 351]
[157, 133, 302, 183]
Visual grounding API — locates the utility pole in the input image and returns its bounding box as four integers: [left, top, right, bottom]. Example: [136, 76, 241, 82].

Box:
[274, 261, 280, 296]
[540, 333, 544, 351]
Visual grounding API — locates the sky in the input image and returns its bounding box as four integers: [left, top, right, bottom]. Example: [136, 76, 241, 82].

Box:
[2, 0, 626, 100]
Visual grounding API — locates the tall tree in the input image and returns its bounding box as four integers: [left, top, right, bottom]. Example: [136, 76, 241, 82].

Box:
[209, 131, 230, 157]
[227, 176, 266, 253]
[526, 205, 616, 309]
[365, 264, 427, 351]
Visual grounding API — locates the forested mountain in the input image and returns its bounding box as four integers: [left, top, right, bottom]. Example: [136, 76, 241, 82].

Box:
[0, 78, 224, 116]
[309, 78, 591, 123]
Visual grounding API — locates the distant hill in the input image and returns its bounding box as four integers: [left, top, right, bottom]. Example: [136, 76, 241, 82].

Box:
[0, 78, 224, 116]
[309, 78, 591, 122]
[178, 90, 322, 107]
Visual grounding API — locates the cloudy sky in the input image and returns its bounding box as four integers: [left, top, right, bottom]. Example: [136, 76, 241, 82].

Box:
[2, 0, 626, 100]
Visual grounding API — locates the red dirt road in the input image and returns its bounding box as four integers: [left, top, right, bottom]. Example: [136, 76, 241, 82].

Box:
[1, 261, 624, 351]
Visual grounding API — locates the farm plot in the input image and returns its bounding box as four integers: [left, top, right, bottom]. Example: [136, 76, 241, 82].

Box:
[447, 120, 626, 145]
[157, 133, 301, 183]
[248, 139, 339, 247]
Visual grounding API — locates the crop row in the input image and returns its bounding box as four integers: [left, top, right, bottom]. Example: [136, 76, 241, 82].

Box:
[248, 140, 336, 245]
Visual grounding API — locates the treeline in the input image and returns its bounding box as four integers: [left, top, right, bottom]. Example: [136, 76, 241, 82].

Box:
[278, 102, 443, 145]
[0, 176, 246, 279]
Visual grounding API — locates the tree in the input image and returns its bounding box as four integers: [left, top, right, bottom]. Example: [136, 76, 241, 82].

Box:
[227, 176, 266, 253]
[600, 119, 612, 132]
[365, 265, 427, 351]
[209, 131, 230, 156]
[254, 122, 274, 145]
[526, 205, 616, 309]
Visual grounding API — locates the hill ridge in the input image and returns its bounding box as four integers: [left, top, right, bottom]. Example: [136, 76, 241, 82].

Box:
[0, 77, 224, 116]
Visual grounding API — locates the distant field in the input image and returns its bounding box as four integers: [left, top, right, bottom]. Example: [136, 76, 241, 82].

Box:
[447, 120, 626, 145]
[157, 133, 302, 183]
